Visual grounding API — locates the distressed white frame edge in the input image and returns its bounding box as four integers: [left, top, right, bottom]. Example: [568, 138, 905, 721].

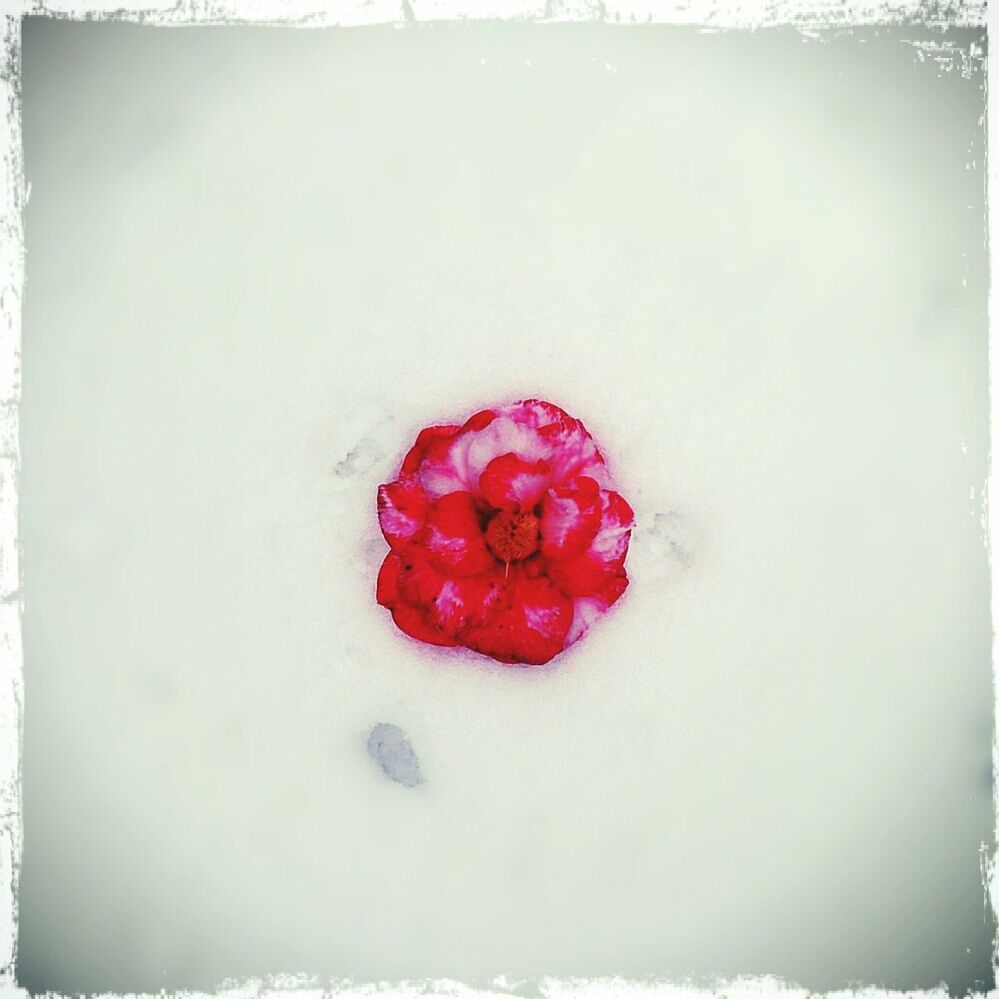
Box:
[0, 2, 990, 997]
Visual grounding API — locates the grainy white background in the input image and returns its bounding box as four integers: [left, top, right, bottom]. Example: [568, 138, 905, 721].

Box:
[7, 11, 994, 999]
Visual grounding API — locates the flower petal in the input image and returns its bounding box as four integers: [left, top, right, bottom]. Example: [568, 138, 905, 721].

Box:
[510, 399, 609, 485]
[432, 416, 550, 500]
[391, 603, 460, 647]
[591, 490, 635, 562]
[416, 424, 479, 500]
[396, 545, 449, 606]
[479, 453, 551, 511]
[540, 475, 602, 559]
[420, 403, 608, 502]
[387, 544, 503, 641]
[426, 570, 505, 638]
[376, 551, 403, 607]
[565, 575, 628, 646]
[463, 572, 573, 666]
[377, 476, 430, 551]
[513, 399, 575, 429]
[461, 409, 498, 432]
[379, 550, 461, 648]
[421, 492, 495, 576]
[547, 489, 635, 596]
[598, 572, 629, 607]
[537, 421, 608, 486]
[401, 424, 461, 475]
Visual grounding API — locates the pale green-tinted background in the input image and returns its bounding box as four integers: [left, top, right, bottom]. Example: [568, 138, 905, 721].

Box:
[18, 19, 992, 996]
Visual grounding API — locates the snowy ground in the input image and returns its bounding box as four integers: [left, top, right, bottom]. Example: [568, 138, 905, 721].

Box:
[17, 19, 991, 996]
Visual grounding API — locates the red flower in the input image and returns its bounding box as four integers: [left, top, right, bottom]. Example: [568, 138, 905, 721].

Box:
[376, 400, 633, 666]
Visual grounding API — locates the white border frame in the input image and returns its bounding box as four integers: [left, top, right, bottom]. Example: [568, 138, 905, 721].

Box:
[0, 3, 990, 997]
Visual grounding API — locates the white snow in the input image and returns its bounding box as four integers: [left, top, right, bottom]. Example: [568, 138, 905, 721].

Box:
[13, 17, 991, 996]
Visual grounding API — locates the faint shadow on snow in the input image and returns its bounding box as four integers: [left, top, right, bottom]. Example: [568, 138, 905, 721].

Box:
[366, 722, 424, 788]
[333, 437, 385, 481]
[630, 510, 697, 580]
[328, 399, 398, 492]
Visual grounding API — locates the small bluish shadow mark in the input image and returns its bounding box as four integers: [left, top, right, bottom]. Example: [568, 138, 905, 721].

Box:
[367, 722, 423, 787]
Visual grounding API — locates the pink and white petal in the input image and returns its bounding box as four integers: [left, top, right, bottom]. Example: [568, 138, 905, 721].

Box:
[565, 596, 605, 647]
[510, 574, 574, 664]
[417, 410, 503, 499]
[537, 420, 609, 486]
[377, 476, 430, 550]
[479, 453, 552, 511]
[463, 573, 573, 666]
[590, 489, 635, 565]
[497, 400, 608, 486]
[427, 570, 505, 638]
[421, 491, 495, 576]
[547, 490, 634, 596]
[401, 424, 461, 476]
[428, 405, 599, 502]
[427, 579, 472, 636]
[518, 578, 573, 652]
[411, 413, 503, 500]
[418, 434, 473, 500]
[512, 399, 577, 430]
[540, 475, 602, 558]
[417, 402, 610, 500]
[565, 575, 628, 646]
[457, 417, 553, 489]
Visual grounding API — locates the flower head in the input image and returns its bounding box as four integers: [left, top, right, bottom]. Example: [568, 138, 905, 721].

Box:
[376, 399, 633, 666]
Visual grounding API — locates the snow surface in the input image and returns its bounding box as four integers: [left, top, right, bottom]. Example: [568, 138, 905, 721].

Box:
[14, 18, 991, 996]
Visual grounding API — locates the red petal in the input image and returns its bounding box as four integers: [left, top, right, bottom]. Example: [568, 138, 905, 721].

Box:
[426, 569, 505, 638]
[547, 489, 634, 597]
[547, 553, 611, 597]
[598, 573, 629, 607]
[377, 476, 430, 550]
[540, 475, 602, 559]
[401, 424, 461, 475]
[380, 547, 461, 648]
[391, 602, 459, 647]
[376, 552, 403, 607]
[392, 543, 504, 639]
[396, 545, 449, 606]
[421, 492, 495, 576]
[463, 572, 572, 666]
[479, 453, 552, 512]
[461, 409, 498, 432]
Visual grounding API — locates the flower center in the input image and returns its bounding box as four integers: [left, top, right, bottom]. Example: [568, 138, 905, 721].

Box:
[485, 510, 540, 563]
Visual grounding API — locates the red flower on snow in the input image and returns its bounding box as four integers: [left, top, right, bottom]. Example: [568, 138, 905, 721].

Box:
[376, 400, 634, 666]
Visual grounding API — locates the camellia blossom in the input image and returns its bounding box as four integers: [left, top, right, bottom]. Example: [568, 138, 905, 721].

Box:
[376, 399, 634, 666]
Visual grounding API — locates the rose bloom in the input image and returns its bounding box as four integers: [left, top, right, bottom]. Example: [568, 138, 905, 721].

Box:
[376, 399, 634, 666]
